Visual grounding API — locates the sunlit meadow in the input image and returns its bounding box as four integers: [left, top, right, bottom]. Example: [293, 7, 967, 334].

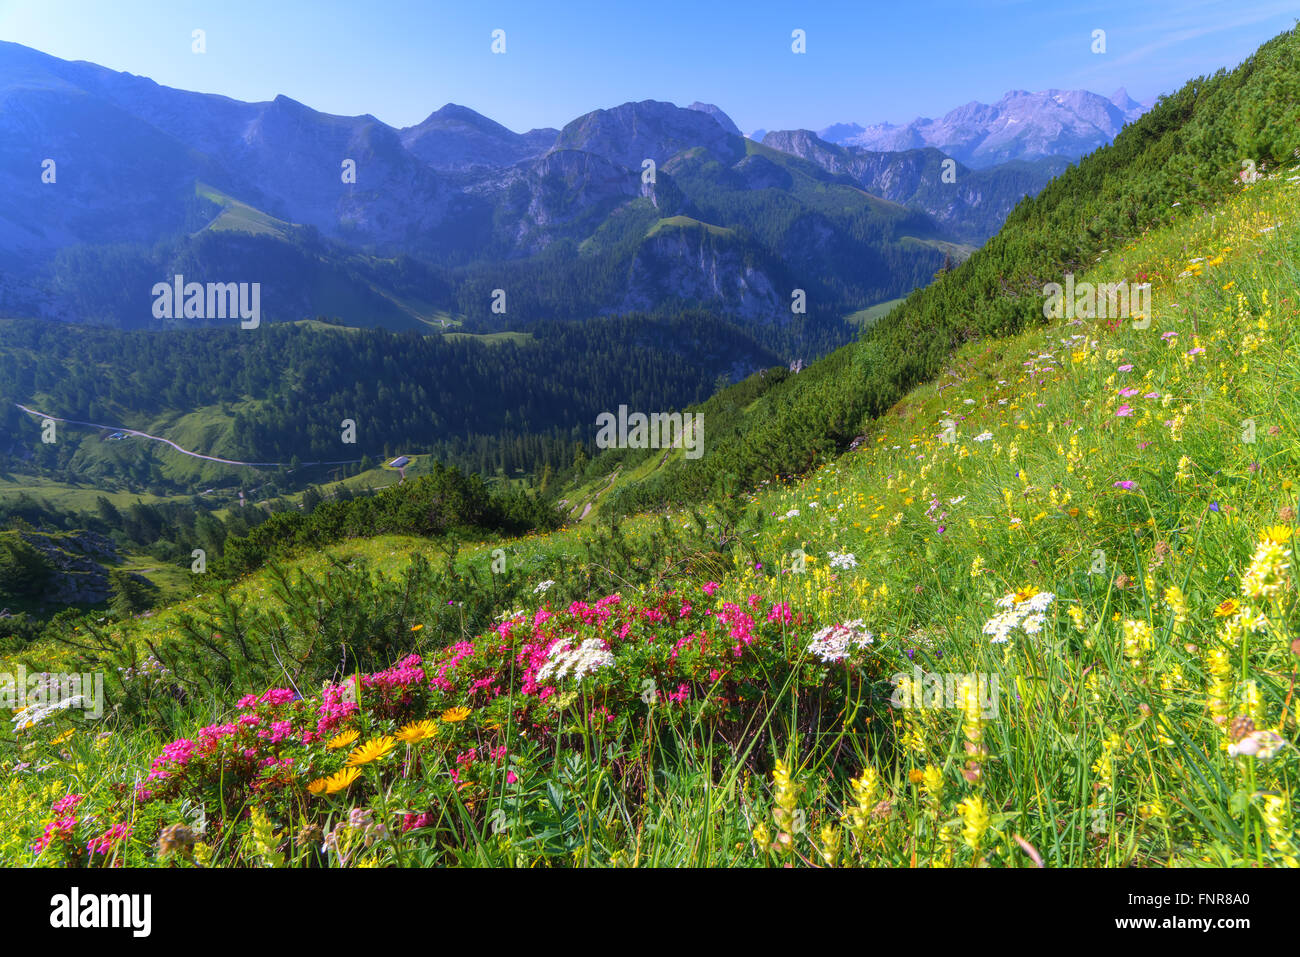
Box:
[3, 162, 1298, 868]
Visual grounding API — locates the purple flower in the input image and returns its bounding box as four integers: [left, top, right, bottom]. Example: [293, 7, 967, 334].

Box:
[1114, 481, 1137, 490]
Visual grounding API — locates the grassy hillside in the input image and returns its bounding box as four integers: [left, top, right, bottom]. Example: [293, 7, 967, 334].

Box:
[3, 134, 1297, 867]
[595, 25, 1300, 516]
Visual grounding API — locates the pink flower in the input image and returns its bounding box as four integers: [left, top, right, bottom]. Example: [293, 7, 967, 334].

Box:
[1115, 404, 1134, 417]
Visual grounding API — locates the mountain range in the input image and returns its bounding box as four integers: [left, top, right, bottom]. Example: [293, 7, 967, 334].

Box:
[0, 41, 1140, 345]
[805, 88, 1151, 167]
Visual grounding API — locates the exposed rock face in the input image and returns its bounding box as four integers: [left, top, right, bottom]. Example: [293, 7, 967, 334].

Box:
[761, 129, 1068, 242]
[816, 88, 1148, 168]
[621, 224, 782, 323]
[18, 530, 143, 606]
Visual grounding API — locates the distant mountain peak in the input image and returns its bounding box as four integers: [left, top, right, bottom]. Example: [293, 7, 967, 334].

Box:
[686, 102, 742, 137]
[817, 88, 1149, 167]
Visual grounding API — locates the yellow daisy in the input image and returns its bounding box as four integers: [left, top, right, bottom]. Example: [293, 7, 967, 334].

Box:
[440, 706, 472, 723]
[344, 735, 397, 767]
[1012, 585, 1039, 605]
[307, 777, 329, 796]
[327, 729, 360, 750]
[1214, 598, 1240, 618]
[323, 767, 362, 794]
[1261, 525, 1293, 545]
[395, 719, 439, 744]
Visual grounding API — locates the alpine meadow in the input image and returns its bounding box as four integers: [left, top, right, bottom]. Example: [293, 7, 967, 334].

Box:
[1, 2, 1298, 916]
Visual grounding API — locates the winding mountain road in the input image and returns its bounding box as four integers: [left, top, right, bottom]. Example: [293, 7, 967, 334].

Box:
[15, 403, 362, 469]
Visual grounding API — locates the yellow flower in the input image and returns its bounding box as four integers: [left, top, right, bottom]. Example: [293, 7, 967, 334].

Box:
[410, 624, 424, 632]
[1214, 598, 1240, 618]
[344, 735, 397, 767]
[51, 729, 74, 746]
[323, 767, 362, 794]
[1261, 525, 1293, 545]
[307, 777, 329, 795]
[1012, 585, 1039, 605]
[327, 729, 360, 750]
[441, 706, 472, 723]
[395, 719, 439, 744]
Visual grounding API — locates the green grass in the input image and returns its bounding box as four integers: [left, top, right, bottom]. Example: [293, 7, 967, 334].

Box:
[645, 215, 736, 239]
[844, 298, 906, 327]
[196, 183, 296, 239]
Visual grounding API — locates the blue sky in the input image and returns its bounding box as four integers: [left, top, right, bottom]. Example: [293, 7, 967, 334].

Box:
[1, 0, 1296, 133]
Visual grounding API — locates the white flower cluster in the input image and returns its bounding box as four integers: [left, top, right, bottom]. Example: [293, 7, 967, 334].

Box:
[11, 695, 87, 732]
[982, 591, 1055, 644]
[806, 620, 874, 663]
[536, 638, 615, 683]
[533, 580, 556, 595]
[1241, 541, 1290, 600]
[828, 551, 858, 570]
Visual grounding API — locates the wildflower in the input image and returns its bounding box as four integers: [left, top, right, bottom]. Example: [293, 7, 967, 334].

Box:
[1067, 605, 1087, 633]
[395, 719, 439, 744]
[323, 767, 362, 794]
[307, 777, 329, 796]
[1214, 598, 1240, 618]
[1262, 525, 1293, 545]
[249, 807, 285, 868]
[845, 768, 879, 841]
[1261, 796, 1299, 866]
[957, 677, 988, 781]
[327, 729, 360, 750]
[957, 795, 990, 852]
[1121, 620, 1153, 665]
[921, 765, 944, 809]
[1241, 539, 1290, 599]
[983, 589, 1054, 643]
[1205, 648, 1233, 727]
[818, 823, 843, 867]
[536, 638, 615, 683]
[1227, 730, 1285, 760]
[771, 759, 802, 850]
[441, 706, 472, 723]
[827, 551, 858, 570]
[806, 620, 874, 663]
[534, 580, 556, 594]
[1164, 586, 1188, 624]
[345, 736, 397, 767]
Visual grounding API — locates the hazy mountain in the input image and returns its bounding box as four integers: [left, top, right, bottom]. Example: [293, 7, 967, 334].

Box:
[400, 103, 557, 171]
[686, 102, 743, 137]
[818, 88, 1149, 167]
[760, 129, 1069, 242]
[0, 40, 1079, 338]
